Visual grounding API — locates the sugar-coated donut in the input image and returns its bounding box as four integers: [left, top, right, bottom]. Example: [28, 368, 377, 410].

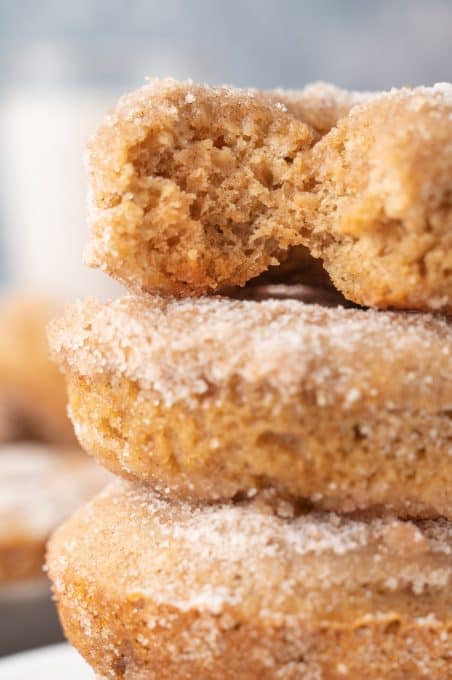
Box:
[0, 443, 109, 583]
[86, 79, 452, 311]
[47, 480, 452, 679]
[49, 294, 452, 517]
[85, 79, 368, 299]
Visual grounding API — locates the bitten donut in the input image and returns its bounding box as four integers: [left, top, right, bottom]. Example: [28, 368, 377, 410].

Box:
[86, 79, 452, 311]
[85, 78, 316, 296]
[49, 294, 452, 517]
[303, 84, 452, 312]
[47, 480, 452, 679]
[85, 79, 368, 299]
[0, 443, 109, 584]
[0, 294, 77, 444]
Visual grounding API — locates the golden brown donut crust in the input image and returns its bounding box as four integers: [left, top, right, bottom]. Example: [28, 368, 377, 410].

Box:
[86, 79, 452, 311]
[49, 295, 452, 517]
[304, 85, 452, 312]
[0, 443, 109, 583]
[0, 294, 77, 444]
[261, 81, 373, 134]
[47, 481, 452, 679]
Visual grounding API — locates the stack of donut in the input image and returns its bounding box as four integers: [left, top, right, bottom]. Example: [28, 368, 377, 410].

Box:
[47, 79, 452, 679]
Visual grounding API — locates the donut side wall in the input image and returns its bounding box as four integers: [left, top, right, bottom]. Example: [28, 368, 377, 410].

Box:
[66, 372, 451, 518]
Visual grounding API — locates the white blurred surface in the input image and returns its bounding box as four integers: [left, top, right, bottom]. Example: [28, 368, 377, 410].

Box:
[1, 88, 121, 298]
[0, 643, 91, 679]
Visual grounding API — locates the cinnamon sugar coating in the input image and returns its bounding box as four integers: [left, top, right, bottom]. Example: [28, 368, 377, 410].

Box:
[261, 81, 373, 134]
[86, 79, 452, 311]
[0, 444, 109, 583]
[49, 295, 452, 517]
[47, 480, 452, 679]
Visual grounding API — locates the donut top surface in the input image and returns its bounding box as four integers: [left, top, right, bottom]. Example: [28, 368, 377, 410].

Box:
[0, 444, 109, 542]
[49, 480, 452, 623]
[49, 295, 451, 411]
[261, 81, 375, 134]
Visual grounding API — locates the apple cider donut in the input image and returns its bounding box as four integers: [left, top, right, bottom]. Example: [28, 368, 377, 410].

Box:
[0, 443, 109, 584]
[47, 480, 452, 679]
[49, 295, 452, 518]
[86, 79, 452, 311]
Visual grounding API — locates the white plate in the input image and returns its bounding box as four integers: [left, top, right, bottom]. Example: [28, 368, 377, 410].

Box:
[0, 643, 92, 679]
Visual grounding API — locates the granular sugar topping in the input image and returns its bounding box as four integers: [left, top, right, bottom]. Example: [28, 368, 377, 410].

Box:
[51, 481, 452, 619]
[49, 295, 451, 409]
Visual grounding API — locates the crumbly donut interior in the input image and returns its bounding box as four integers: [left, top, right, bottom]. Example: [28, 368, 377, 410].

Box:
[88, 81, 452, 309]
[90, 84, 314, 293]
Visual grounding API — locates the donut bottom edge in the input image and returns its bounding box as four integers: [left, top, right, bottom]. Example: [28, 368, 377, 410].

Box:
[47, 481, 451, 680]
[55, 593, 451, 680]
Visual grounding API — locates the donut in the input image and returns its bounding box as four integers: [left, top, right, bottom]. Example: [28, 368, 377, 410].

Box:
[0, 443, 109, 584]
[48, 294, 452, 518]
[0, 294, 77, 444]
[304, 84, 452, 312]
[47, 480, 452, 679]
[85, 79, 452, 311]
[229, 281, 354, 307]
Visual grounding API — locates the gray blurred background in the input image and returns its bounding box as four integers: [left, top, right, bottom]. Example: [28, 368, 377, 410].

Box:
[1, 0, 451, 297]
